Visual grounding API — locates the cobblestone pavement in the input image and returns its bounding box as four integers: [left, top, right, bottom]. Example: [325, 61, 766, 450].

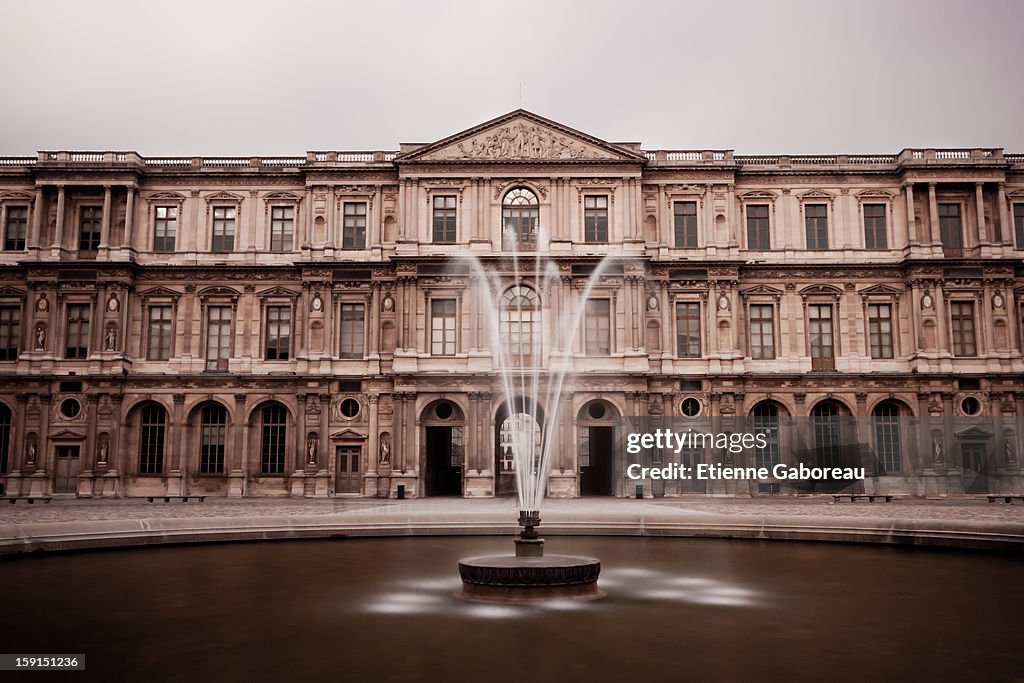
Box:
[2, 495, 1023, 525]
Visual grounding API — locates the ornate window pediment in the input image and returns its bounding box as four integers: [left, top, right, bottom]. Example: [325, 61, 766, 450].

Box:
[330, 428, 367, 441]
[257, 286, 299, 299]
[800, 284, 843, 299]
[263, 191, 301, 202]
[739, 190, 777, 201]
[198, 285, 240, 300]
[138, 286, 181, 300]
[0, 191, 34, 201]
[856, 188, 895, 199]
[146, 191, 186, 201]
[204, 191, 244, 204]
[798, 189, 835, 200]
[859, 283, 902, 298]
[741, 284, 784, 297]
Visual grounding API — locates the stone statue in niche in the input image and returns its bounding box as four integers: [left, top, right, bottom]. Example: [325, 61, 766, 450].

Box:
[932, 434, 944, 464]
[98, 438, 109, 465]
[35, 325, 45, 349]
[27, 439, 37, 465]
[1006, 439, 1017, 465]
[36, 293, 49, 312]
[105, 326, 117, 351]
[307, 438, 318, 465]
[379, 436, 391, 465]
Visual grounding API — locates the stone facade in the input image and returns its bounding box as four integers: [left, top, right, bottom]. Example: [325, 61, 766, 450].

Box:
[0, 110, 1022, 498]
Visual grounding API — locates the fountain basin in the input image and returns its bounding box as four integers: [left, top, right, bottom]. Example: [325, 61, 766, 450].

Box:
[458, 553, 603, 602]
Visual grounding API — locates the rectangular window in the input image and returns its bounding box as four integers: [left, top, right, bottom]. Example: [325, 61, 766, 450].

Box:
[675, 302, 701, 358]
[343, 202, 367, 249]
[3, 206, 27, 251]
[153, 206, 177, 252]
[585, 299, 611, 355]
[673, 201, 697, 248]
[863, 203, 887, 249]
[430, 299, 457, 356]
[0, 306, 20, 360]
[938, 203, 962, 250]
[212, 206, 236, 252]
[805, 204, 828, 250]
[950, 301, 976, 357]
[270, 206, 294, 252]
[808, 304, 835, 370]
[584, 195, 608, 243]
[205, 306, 232, 371]
[432, 196, 457, 243]
[339, 303, 365, 358]
[746, 204, 770, 249]
[147, 305, 173, 361]
[65, 304, 90, 359]
[265, 306, 291, 360]
[748, 304, 775, 360]
[1014, 203, 1024, 249]
[79, 206, 102, 252]
[867, 303, 894, 359]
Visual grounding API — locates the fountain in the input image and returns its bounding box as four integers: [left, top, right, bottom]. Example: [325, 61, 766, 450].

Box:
[455, 237, 614, 602]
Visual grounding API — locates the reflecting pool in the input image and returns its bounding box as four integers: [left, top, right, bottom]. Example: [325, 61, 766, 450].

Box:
[1, 537, 1020, 682]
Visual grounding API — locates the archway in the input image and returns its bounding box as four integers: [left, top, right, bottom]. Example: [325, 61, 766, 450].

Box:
[494, 397, 545, 497]
[577, 399, 618, 496]
[422, 400, 465, 496]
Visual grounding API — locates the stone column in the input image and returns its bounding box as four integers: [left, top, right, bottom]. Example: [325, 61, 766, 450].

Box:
[904, 183, 917, 245]
[168, 393, 186, 496]
[327, 186, 336, 248]
[975, 183, 988, 245]
[124, 186, 135, 250]
[928, 183, 940, 244]
[295, 393, 308, 473]
[99, 185, 112, 249]
[52, 185, 65, 252]
[366, 394, 379, 494]
[997, 183, 1011, 245]
[29, 186, 43, 251]
[229, 393, 247, 497]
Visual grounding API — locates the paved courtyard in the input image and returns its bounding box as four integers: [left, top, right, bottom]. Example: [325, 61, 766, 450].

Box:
[3, 495, 1023, 525]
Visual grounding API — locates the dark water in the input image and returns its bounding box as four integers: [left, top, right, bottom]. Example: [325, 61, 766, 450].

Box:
[0, 537, 1021, 683]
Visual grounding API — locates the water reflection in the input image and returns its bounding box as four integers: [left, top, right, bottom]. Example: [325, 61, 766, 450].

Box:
[366, 566, 766, 617]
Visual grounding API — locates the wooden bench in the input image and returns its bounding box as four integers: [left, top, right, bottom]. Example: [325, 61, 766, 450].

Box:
[146, 495, 206, 503]
[5, 496, 52, 504]
[986, 495, 1024, 504]
[832, 494, 893, 503]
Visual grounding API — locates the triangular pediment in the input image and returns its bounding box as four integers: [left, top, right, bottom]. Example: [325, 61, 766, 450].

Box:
[51, 428, 86, 440]
[257, 285, 299, 298]
[741, 284, 784, 296]
[955, 426, 993, 439]
[859, 284, 903, 296]
[398, 110, 645, 163]
[330, 429, 367, 441]
[138, 286, 180, 299]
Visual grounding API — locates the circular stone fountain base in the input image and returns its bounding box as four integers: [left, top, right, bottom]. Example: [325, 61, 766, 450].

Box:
[458, 554, 603, 603]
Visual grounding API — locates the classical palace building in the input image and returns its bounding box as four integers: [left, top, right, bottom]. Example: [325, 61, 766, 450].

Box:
[0, 110, 1022, 499]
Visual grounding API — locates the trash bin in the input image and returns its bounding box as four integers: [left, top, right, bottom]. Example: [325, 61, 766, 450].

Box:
[397, 484, 405, 500]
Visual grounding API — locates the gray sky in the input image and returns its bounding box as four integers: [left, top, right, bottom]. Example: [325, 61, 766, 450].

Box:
[1, 0, 1021, 156]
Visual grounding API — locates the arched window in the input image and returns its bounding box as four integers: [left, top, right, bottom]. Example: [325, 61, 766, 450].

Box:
[0, 403, 10, 473]
[139, 403, 167, 474]
[200, 404, 228, 474]
[873, 401, 902, 473]
[502, 188, 539, 251]
[811, 402, 841, 468]
[261, 403, 287, 474]
[752, 402, 780, 468]
[499, 286, 540, 366]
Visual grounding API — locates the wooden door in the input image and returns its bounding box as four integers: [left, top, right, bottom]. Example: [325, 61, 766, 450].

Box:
[336, 446, 361, 494]
[54, 445, 81, 493]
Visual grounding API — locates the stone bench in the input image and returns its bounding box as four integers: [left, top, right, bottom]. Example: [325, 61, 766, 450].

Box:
[5, 496, 52, 504]
[832, 494, 893, 503]
[146, 495, 206, 503]
[986, 495, 1024, 504]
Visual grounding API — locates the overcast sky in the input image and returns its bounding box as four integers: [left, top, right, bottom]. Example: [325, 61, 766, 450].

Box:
[1, 0, 1021, 156]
